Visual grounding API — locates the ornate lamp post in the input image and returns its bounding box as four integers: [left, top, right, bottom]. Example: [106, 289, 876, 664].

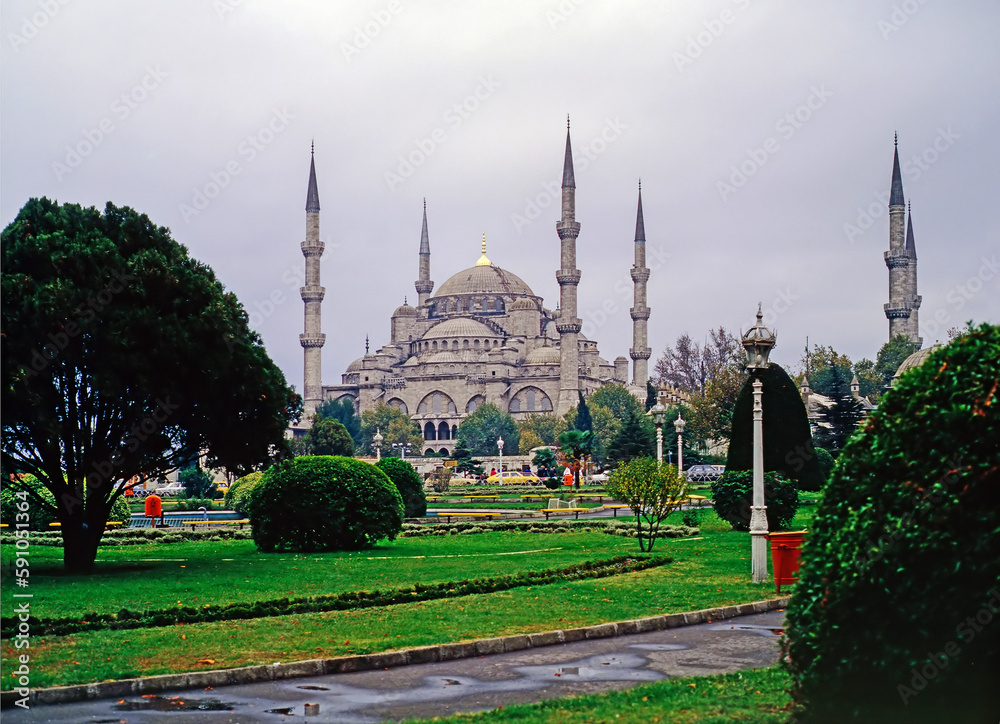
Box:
[674, 413, 686, 476]
[497, 435, 504, 481]
[392, 442, 412, 461]
[742, 304, 776, 584]
[647, 396, 668, 465]
[373, 428, 384, 461]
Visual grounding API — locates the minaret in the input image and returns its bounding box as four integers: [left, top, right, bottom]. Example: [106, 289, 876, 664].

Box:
[884, 134, 921, 346]
[629, 180, 651, 388]
[415, 199, 434, 307]
[556, 118, 582, 414]
[300, 143, 326, 419]
[904, 204, 922, 345]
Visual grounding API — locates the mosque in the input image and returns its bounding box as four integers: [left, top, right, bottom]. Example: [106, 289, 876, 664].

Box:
[296, 124, 653, 455]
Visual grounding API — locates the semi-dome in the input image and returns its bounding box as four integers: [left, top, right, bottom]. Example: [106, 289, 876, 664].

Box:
[525, 346, 561, 365]
[435, 264, 534, 298]
[422, 317, 499, 339]
[510, 295, 538, 311]
[346, 357, 365, 372]
[425, 351, 464, 364]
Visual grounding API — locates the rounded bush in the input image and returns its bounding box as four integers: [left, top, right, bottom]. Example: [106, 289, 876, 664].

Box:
[245, 456, 404, 552]
[784, 324, 1000, 722]
[375, 457, 427, 518]
[710, 470, 799, 531]
[224, 471, 264, 515]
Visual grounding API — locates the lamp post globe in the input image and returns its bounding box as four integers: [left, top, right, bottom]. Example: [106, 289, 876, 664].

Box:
[741, 303, 776, 584]
[373, 428, 384, 461]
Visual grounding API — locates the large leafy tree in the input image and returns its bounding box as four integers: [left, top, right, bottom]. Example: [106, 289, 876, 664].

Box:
[1, 199, 300, 572]
[653, 327, 740, 396]
[604, 406, 656, 465]
[516, 413, 563, 447]
[357, 402, 422, 456]
[455, 402, 519, 457]
[798, 343, 854, 397]
[685, 364, 747, 448]
[316, 396, 361, 443]
[294, 415, 354, 456]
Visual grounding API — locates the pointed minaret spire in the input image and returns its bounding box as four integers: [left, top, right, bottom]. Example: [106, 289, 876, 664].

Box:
[905, 202, 917, 259]
[562, 116, 576, 190]
[415, 199, 434, 307]
[630, 179, 651, 388]
[300, 144, 326, 420]
[556, 118, 582, 414]
[306, 142, 321, 212]
[890, 133, 905, 207]
[365, 334, 370, 355]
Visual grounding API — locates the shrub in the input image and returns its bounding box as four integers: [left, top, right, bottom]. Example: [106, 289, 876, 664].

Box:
[224, 471, 264, 514]
[814, 446, 834, 485]
[606, 457, 687, 552]
[245, 456, 404, 552]
[375, 457, 427, 518]
[178, 466, 217, 499]
[726, 363, 825, 491]
[784, 324, 1000, 723]
[710, 470, 799, 531]
[1, 475, 130, 530]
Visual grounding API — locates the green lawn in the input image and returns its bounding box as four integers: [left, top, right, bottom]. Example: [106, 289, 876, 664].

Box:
[404, 666, 796, 723]
[1, 531, 633, 619]
[2, 509, 808, 689]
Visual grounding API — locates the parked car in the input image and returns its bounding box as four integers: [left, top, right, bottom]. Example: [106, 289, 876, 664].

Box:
[153, 482, 184, 497]
[685, 464, 722, 482]
[486, 471, 540, 485]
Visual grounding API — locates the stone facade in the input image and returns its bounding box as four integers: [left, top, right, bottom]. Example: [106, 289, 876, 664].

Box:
[308, 125, 649, 454]
[884, 136, 922, 347]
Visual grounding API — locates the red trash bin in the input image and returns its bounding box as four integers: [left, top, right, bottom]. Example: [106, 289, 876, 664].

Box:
[767, 531, 807, 593]
[144, 495, 164, 528]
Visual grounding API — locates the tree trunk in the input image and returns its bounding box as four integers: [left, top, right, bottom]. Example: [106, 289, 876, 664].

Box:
[61, 520, 103, 573]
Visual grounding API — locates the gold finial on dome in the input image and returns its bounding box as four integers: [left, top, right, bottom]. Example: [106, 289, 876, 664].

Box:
[475, 232, 492, 266]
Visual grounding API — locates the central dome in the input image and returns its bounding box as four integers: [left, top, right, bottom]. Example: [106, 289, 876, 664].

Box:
[435, 265, 534, 298]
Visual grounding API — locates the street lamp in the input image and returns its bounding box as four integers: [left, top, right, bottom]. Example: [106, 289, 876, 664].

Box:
[392, 442, 412, 461]
[373, 428, 384, 461]
[497, 435, 504, 481]
[646, 393, 668, 465]
[741, 303, 776, 584]
[674, 413, 686, 476]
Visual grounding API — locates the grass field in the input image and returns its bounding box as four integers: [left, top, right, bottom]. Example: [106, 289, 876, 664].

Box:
[1, 509, 810, 689]
[404, 666, 797, 723]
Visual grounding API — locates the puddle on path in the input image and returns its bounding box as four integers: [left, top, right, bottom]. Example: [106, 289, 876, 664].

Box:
[114, 695, 235, 712]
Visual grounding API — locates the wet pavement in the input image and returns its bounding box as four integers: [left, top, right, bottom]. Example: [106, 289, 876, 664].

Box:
[5, 609, 784, 723]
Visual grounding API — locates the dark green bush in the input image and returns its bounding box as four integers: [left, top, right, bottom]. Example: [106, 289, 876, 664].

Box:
[224, 471, 264, 514]
[726, 364, 825, 491]
[375, 457, 427, 518]
[245, 456, 403, 552]
[784, 324, 1000, 723]
[814, 446, 834, 484]
[710, 470, 799, 531]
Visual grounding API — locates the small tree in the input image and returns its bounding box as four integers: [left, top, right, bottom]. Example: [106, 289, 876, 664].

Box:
[606, 457, 687, 552]
[178, 465, 216, 499]
[456, 402, 520, 457]
[301, 415, 355, 456]
[557, 429, 593, 489]
[316, 396, 361, 443]
[532, 447, 557, 478]
[450, 443, 483, 477]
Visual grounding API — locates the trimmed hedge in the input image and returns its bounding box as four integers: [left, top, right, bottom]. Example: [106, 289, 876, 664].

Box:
[1, 554, 669, 638]
[246, 456, 404, 552]
[376, 457, 427, 518]
[710, 470, 799, 532]
[784, 324, 1000, 723]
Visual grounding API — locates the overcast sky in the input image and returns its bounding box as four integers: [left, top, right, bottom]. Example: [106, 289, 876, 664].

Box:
[3, 1, 998, 393]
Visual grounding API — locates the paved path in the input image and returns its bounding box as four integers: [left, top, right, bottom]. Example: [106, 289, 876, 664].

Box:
[7, 609, 785, 723]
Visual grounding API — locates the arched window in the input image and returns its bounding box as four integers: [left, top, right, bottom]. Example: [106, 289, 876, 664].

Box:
[463, 339, 470, 350]
[425, 448, 436, 456]
[432, 341, 438, 351]
[438, 421, 450, 440]
[439, 447, 449, 455]
[387, 398, 408, 415]
[451, 340, 458, 351]
[510, 397, 521, 412]
[451, 424, 458, 438]
[474, 339, 480, 350]
[510, 386, 552, 414]
[466, 395, 485, 413]
[495, 298, 504, 312]
[424, 422, 436, 440]
[418, 391, 457, 416]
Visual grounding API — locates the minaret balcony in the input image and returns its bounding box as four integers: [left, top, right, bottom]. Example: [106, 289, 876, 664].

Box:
[630, 268, 650, 283]
[299, 333, 327, 348]
[555, 319, 582, 334]
[556, 221, 581, 239]
[300, 286, 326, 303]
[884, 251, 910, 269]
[629, 348, 652, 360]
[883, 303, 913, 319]
[300, 240, 325, 255]
[555, 270, 582, 285]
[630, 306, 651, 321]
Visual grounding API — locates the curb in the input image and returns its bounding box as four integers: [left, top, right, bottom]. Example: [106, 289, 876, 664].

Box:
[1, 596, 790, 708]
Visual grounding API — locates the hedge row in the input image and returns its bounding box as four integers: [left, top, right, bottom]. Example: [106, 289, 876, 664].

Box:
[0, 554, 670, 638]
[0, 527, 254, 547]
